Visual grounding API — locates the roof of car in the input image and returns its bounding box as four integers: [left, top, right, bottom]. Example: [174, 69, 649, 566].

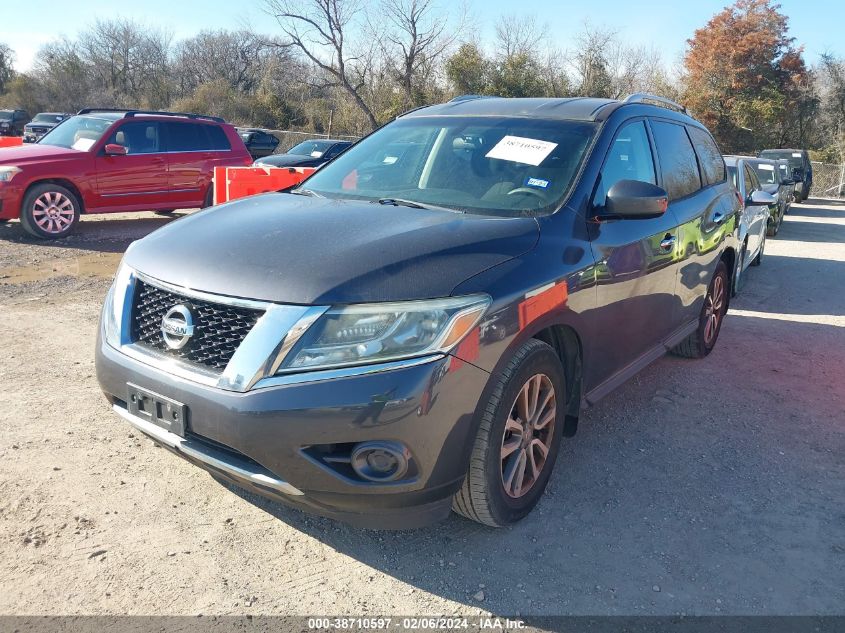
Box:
[400, 95, 698, 124]
[403, 97, 619, 122]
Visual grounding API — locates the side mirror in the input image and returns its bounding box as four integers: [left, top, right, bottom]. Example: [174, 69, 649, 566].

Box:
[791, 168, 803, 183]
[605, 180, 669, 218]
[749, 190, 776, 205]
[104, 143, 128, 156]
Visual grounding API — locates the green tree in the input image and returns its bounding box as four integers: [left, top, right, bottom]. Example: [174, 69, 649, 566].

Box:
[0, 42, 14, 95]
[445, 43, 491, 95]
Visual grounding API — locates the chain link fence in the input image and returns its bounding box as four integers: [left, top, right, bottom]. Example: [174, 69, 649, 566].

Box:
[810, 161, 845, 200]
[265, 129, 361, 155]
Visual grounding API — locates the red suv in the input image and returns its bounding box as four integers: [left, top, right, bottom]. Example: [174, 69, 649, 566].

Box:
[0, 109, 253, 239]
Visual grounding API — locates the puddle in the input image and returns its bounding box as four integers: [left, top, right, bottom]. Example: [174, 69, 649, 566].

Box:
[0, 252, 123, 285]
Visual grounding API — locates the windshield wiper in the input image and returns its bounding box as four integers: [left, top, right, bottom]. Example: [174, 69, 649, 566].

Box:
[289, 188, 323, 197]
[377, 197, 428, 209]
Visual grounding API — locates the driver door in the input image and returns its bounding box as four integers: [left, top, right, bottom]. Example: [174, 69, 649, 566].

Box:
[586, 119, 682, 387]
[95, 121, 171, 210]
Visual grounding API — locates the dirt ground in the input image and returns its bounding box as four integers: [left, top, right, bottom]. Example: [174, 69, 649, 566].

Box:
[0, 201, 842, 617]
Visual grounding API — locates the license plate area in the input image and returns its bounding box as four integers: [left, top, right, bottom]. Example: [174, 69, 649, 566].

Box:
[127, 383, 187, 437]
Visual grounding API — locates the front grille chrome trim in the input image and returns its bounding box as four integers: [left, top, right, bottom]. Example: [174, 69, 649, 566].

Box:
[113, 404, 304, 496]
[117, 270, 329, 393]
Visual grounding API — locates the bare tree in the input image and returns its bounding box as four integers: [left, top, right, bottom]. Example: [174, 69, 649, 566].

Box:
[493, 14, 547, 60]
[377, 0, 458, 109]
[264, 0, 379, 130]
[78, 19, 173, 106]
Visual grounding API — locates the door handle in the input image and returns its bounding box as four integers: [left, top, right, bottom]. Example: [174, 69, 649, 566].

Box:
[660, 234, 676, 251]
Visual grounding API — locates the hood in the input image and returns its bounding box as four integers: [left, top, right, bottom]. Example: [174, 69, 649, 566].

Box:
[0, 143, 85, 165]
[25, 121, 59, 129]
[125, 194, 539, 305]
[256, 154, 319, 168]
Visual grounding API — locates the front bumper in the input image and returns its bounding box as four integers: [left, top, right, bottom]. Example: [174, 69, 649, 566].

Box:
[0, 182, 23, 220]
[96, 331, 491, 528]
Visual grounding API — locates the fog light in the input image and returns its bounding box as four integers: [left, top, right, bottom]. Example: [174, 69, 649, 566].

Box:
[350, 442, 409, 482]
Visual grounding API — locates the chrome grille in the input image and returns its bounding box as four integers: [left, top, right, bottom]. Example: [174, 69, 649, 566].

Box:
[130, 279, 263, 371]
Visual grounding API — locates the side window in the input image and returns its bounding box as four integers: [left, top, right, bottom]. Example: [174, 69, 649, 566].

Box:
[107, 121, 160, 155]
[651, 120, 702, 200]
[593, 120, 656, 208]
[743, 165, 756, 195]
[164, 122, 211, 152]
[206, 125, 231, 151]
[688, 126, 725, 185]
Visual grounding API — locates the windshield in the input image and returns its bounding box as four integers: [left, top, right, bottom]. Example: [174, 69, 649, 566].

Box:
[33, 113, 63, 123]
[751, 161, 778, 185]
[38, 116, 112, 150]
[300, 116, 596, 216]
[760, 150, 803, 169]
[0, 110, 12, 121]
[288, 140, 333, 157]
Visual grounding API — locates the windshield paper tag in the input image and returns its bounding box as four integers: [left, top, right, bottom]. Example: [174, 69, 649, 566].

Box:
[525, 177, 550, 189]
[758, 164, 775, 170]
[486, 136, 557, 166]
[792, 152, 802, 157]
[71, 138, 96, 151]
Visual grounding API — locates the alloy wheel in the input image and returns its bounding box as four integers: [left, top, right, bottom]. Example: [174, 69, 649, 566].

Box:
[500, 373, 556, 499]
[703, 273, 726, 346]
[32, 192, 75, 234]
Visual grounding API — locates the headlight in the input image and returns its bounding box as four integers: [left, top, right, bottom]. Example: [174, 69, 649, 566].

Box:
[102, 261, 134, 348]
[278, 295, 490, 373]
[0, 166, 21, 182]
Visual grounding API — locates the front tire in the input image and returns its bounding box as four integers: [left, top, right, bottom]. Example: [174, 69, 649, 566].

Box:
[751, 232, 765, 267]
[671, 261, 729, 359]
[453, 339, 566, 527]
[19, 183, 81, 239]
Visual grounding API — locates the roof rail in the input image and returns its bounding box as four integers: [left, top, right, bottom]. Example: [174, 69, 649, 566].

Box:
[623, 93, 687, 114]
[77, 108, 225, 123]
[448, 95, 494, 103]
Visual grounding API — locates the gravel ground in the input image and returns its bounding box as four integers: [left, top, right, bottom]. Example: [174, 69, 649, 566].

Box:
[0, 202, 842, 617]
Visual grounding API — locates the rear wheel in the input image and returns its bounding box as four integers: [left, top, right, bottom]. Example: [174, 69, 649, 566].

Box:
[19, 183, 80, 240]
[671, 261, 728, 359]
[201, 187, 214, 209]
[453, 339, 565, 527]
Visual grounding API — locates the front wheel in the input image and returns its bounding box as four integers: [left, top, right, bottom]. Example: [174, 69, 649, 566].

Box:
[19, 183, 81, 239]
[453, 339, 566, 527]
[671, 261, 729, 359]
[751, 231, 765, 267]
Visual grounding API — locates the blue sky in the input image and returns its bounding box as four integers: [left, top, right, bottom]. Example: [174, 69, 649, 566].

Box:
[3, 0, 843, 72]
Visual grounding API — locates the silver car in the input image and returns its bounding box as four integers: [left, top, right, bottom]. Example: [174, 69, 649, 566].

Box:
[724, 155, 776, 293]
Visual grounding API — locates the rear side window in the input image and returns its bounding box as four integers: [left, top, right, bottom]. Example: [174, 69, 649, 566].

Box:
[651, 120, 702, 200]
[164, 121, 213, 152]
[593, 120, 656, 208]
[206, 125, 231, 151]
[688, 126, 725, 185]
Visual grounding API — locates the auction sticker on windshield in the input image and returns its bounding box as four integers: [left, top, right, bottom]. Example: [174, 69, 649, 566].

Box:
[486, 135, 557, 166]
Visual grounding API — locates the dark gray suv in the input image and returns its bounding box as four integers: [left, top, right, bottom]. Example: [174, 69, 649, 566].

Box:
[96, 94, 741, 528]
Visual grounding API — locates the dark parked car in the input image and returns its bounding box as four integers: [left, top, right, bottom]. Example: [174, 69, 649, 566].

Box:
[254, 138, 353, 168]
[97, 94, 741, 529]
[23, 112, 73, 143]
[747, 157, 789, 235]
[0, 109, 252, 238]
[0, 109, 30, 136]
[758, 148, 811, 201]
[237, 128, 280, 159]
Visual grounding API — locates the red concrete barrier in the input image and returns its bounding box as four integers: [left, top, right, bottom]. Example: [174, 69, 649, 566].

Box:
[213, 165, 316, 205]
[0, 137, 23, 148]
